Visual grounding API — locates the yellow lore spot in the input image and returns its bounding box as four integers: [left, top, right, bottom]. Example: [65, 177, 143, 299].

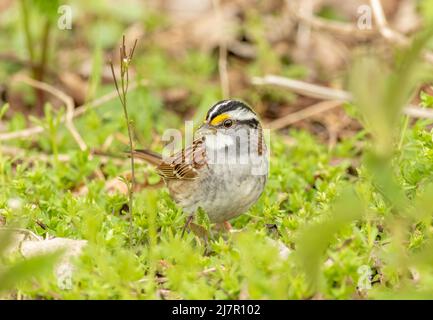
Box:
[210, 113, 230, 126]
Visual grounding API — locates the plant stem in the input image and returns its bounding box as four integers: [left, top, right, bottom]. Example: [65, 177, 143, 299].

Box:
[37, 19, 52, 82]
[19, 0, 35, 66]
[19, 0, 53, 110]
[109, 37, 138, 244]
[34, 19, 52, 109]
[122, 86, 135, 239]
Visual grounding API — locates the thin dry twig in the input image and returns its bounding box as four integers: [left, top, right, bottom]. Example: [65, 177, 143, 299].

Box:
[252, 75, 433, 120]
[294, 0, 313, 51]
[299, 13, 375, 39]
[0, 53, 57, 78]
[0, 145, 128, 165]
[13, 75, 87, 150]
[266, 100, 343, 130]
[369, 0, 408, 45]
[287, 0, 433, 63]
[0, 227, 42, 241]
[0, 79, 147, 141]
[370, 0, 433, 63]
[369, 0, 433, 64]
[252, 75, 352, 100]
[1, 145, 70, 162]
[286, 0, 376, 40]
[74, 81, 145, 117]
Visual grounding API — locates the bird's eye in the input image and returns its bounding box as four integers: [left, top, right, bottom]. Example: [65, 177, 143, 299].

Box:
[223, 119, 233, 128]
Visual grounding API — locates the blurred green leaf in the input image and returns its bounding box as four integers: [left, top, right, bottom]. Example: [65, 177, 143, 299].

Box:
[32, 0, 61, 22]
[295, 189, 363, 292]
[349, 25, 433, 155]
[0, 230, 61, 294]
[0, 104, 9, 121]
[0, 251, 61, 293]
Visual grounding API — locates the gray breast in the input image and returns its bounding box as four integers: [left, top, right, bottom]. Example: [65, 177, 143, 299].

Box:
[168, 156, 268, 223]
[167, 129, 269, 222]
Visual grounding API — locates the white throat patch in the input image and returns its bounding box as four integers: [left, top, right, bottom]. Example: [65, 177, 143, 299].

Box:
[204, 132, 234, 150]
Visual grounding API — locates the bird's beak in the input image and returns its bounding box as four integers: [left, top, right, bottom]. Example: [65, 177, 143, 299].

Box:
[197, 122, 217, 136]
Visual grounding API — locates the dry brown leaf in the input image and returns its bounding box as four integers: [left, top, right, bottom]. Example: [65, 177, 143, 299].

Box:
[105, 177, 129, 195]
[152, 2, 239, 53]
[59, 72, 87, 105]
[292, 31, 349, 76]
[160, 0, 212, 21]
[161, 87, 190, 104]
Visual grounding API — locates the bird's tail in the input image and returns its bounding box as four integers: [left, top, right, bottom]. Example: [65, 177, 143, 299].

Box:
[130, 149, 163, 166]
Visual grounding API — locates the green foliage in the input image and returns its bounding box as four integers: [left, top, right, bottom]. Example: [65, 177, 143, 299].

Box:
[3, 1, 433, 301]
[0, 251, 61, 294]
[295, 189, 363, 292]
[317, 6, 348, 22]
[420, 91, 433, 108]
[31, 0, 60, 22]
[419, 0, 433, 22]
[0, 104, 9, 120]
[349, 27, 433, 155]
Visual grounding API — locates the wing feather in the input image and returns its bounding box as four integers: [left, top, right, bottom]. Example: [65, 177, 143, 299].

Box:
[156, 138, 206, 180]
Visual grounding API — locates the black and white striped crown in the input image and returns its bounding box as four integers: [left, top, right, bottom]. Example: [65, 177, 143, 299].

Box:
[206, 100, 256, 123]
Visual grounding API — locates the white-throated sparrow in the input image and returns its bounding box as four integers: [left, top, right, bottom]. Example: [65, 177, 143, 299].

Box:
[133, 100, 268, 232]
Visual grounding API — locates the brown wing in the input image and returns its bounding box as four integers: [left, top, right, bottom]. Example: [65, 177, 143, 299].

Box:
[132, 149, 163, 166]
[157, 138, 207, 180]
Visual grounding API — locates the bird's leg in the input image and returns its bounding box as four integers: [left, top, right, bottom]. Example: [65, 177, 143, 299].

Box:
[223, 221, 232, 231]
[215, 221, 232, 232]
[181, 214, 194, 237]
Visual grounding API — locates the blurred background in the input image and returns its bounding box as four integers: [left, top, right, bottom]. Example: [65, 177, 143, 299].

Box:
[1, 0, 431, 149]
[2, 0, 433, 300]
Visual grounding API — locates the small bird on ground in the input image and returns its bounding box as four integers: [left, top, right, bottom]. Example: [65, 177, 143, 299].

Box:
[133, 100, 268, 234]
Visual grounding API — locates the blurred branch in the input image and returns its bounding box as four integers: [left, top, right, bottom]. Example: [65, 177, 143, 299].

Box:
[11, 75, 87, 151]
[252, 75, 433, 121]
[295, 0, 313, 54]
[212, 0, 230, 99]
[266, 100, 343, 130]
[0, 53, 57, 78]
[369, 0, 433, 64]
[252, 75, 351, 100]
[0, 227, 42, 241]
[75, 80, 146, 117]
[369, 0, 406, 44]
[296, 12, 375, 39]
[287, 0, 433, 64]
[286, 0, 376, 40]
[0, 145, 128, 166]
[0, 79, 147, 141]
[1, 145, 70, 163]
